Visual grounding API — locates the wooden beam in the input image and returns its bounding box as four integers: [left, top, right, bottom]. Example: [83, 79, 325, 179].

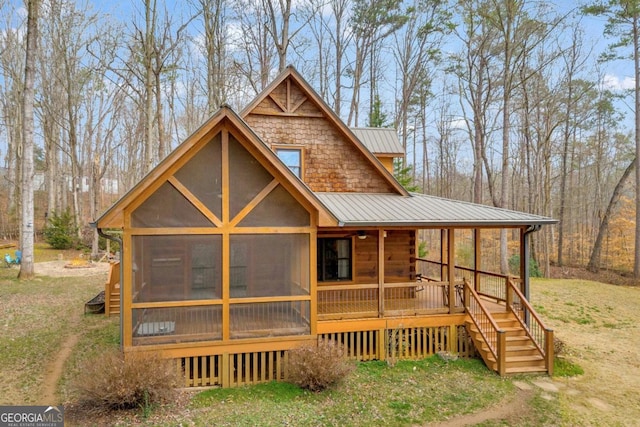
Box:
[290, 96, 308, 114]
[168, 176, 223, 227]
[474, 229, 481, 293]
[447, 229, 455, 314]
[378, 229, 385, 317]
[267, 93, 287, 113]
[229, 179, 279, 227]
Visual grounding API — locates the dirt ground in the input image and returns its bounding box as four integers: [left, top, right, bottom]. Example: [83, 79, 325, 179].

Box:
[33, 260, 111, 277]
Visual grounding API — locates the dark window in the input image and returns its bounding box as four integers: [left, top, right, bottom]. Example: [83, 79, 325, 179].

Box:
[276, 148, 302, 178]
[318, 238, 352, 281]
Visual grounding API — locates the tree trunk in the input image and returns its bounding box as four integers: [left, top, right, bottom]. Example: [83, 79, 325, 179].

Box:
[589, 158, 635, 273]
[18, 0, 39, 280]
[633, 13, 640, 279]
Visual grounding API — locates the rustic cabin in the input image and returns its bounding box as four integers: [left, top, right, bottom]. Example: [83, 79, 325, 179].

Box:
[96, 67, 557, 388]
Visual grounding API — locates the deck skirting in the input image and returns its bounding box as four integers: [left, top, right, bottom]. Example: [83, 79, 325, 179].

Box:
[173, 318, 476, 388]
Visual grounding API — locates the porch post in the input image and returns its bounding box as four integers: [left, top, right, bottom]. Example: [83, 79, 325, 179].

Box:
[440, 229, 447, 281]
[520, 227, 528, 298]
[378, 229, 385, 317]
[474, 228, 481, 293]
[447, 228, 455, 313]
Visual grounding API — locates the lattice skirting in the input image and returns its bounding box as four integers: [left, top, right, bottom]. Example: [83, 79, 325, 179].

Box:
[176, 325, 476, 388]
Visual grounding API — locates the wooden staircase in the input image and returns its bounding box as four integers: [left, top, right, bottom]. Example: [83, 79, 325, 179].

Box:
[465, 311, 547, 374]
[105, 261, 120, 316]
[462, 278, 553, 376]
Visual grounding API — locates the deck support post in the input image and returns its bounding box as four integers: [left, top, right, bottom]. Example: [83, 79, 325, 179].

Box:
[378, 328, 386, 361]
[221, 352, 230, 387]
[448, 325, 457, 353]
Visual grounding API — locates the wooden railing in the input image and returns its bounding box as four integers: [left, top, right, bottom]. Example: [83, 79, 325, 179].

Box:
[462, 278, 506, 375]
[105, 261, 120, 316]
[506, 278, 554, 375]
[416, 259, 522, 305]
[317, 280, 462, 320]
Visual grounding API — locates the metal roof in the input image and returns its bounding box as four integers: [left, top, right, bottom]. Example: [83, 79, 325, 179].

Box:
[351, 127, 404, 156]
[315, 192, 557, 227]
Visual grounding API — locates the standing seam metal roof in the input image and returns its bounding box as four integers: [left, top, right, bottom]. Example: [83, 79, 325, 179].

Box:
[351, 127, 404, 155]
[315, 192, 557, 227]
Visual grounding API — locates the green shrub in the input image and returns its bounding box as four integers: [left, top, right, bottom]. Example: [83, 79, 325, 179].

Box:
[508, 254, 542, 277]
[71, 349, 178, 412]
[43, 210, 78, 249]
[286, 341, 354, 392]
[553, 357, 584, 377]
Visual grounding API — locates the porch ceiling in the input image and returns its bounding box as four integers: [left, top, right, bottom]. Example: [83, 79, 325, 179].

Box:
[315, 192, 557, 228]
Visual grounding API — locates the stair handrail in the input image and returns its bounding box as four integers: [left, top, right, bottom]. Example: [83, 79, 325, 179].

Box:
[462, 277, 506, 375]
[105, 261, 120, 316]
[506, 278, 554, 374]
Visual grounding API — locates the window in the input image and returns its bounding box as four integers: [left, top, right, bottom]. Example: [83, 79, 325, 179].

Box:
[275, 147, 302, 178]
[318, 238, 352, 281]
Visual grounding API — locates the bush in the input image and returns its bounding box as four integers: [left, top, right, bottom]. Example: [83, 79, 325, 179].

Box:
[286, 341, 354, 392]
[43, 210, 78, 249]
[508, 254, 542, 277]
[72, 349, 178, 412]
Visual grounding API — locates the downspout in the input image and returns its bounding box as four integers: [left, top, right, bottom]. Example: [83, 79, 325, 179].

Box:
[522, 224, 541, 326]
[94, 223, 124, 351]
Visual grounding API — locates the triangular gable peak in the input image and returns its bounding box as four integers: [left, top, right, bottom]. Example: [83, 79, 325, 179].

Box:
[241, 67, 408, 195]
[96, 107, 337, 229]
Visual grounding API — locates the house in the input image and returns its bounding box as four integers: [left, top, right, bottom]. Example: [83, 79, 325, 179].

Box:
[95, 67, 556, 388]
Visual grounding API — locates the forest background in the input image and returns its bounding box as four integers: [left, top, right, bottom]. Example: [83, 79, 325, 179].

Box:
[0, 0, 637, 279]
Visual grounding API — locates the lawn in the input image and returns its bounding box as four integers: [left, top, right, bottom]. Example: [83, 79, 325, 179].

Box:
[2, 254, 637, 426]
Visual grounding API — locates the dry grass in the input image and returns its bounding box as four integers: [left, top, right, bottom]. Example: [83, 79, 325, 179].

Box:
[0, 264, 106, 404]
[531, 278, 640, 426]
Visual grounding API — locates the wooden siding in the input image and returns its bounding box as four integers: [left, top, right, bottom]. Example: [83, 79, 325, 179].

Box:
[385, 230, 416, 282]
[246, 114, 397, 193]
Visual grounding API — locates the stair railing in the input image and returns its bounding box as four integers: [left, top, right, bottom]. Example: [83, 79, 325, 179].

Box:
[506, 278, 554, 375]
[105, 261, 120, 316]
[462, 278, 506, 375]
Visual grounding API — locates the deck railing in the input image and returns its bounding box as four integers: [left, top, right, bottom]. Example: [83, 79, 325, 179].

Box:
[317, 280, 465, 320]
[416, 259, 521, 304]
[506, 278, 554, 375]
[462, 278, 506, 375]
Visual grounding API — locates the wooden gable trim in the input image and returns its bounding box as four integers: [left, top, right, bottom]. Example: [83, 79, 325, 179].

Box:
[97, 119, 225, 228]
[97, 106, 338, 229]
[222, 111, 337, 226]
[241, 66, 409, 196]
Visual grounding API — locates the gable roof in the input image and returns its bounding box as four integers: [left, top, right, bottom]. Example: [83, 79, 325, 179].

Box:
[316, 192, 557, 227]
[351, 128, 404, 157]
[96, 106, 338, 228]
[241, 66, 409, 196]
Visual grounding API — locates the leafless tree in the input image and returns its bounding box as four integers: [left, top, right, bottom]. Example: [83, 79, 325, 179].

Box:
[18, 0, 39, 279]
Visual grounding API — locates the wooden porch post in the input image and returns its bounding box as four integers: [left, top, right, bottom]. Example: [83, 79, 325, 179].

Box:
[440, 229, 447, 281]
[474, 228, 481, 293]
[447, 228, 455, 313]
[378, 229, 385, 317]
[520, 227, 526, 294]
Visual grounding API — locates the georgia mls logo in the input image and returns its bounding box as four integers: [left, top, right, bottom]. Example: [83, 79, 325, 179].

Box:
[0, 405, 64, 427]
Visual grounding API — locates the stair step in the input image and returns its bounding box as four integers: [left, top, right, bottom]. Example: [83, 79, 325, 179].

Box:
[505, 366, 548, 374]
